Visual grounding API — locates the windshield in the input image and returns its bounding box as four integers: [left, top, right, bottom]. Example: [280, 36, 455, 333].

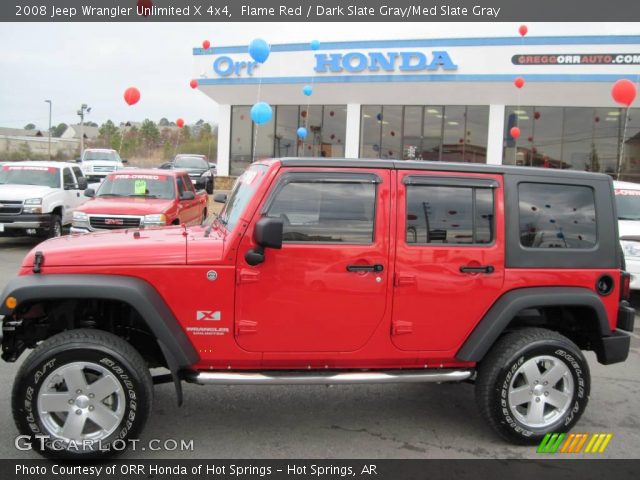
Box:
[97, 173, 175, 199]
[616, 189, 640, 221]
[218, 164, 268, 231]
[175, 157, 208, 169]
[83, 151, 118, 162]
[0, 165, 60, 188]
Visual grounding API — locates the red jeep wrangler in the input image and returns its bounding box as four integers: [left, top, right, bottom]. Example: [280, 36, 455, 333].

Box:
[0, 159, 633, 458]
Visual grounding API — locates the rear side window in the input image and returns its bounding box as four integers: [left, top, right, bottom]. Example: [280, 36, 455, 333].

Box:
[518, 183, 597, 249]
[266, 180, 376, 244]
[406, 185, 494, 245]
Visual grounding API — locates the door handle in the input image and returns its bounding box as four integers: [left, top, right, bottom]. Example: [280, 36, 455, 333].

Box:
[346, 264, 384, 273]
[460, 265, 494, 274]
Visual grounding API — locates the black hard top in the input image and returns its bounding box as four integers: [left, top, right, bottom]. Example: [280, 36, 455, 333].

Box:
[277, 158, 613, 182]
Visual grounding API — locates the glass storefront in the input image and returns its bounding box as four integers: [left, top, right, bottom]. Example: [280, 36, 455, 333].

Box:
[360, 105, 489, 163]
[503, 106, 640, 181]
[230, 105, 347, 176]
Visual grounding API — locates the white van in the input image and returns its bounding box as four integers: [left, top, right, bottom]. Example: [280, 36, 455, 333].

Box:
[614, 181, 640, 290]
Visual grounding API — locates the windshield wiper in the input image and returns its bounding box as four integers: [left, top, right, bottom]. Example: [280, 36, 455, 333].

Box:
[129, 194, 159, 198]
[204, 213, 227, 238]
[98, 193, 124, 197]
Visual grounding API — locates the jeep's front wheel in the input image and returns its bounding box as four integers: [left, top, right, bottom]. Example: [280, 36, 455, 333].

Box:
[475, 327, 590, 444]
[12, 329, 153, 458]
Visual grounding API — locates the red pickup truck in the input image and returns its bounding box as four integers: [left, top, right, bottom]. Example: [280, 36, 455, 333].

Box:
[70, 169, 208, 233]
[0, 158, 633, 458]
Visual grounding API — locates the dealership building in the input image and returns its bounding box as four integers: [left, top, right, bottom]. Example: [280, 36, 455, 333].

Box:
[193, 35, 640, 180]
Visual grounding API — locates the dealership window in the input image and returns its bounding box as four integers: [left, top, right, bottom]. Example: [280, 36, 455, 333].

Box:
[266, 179, 376, 244]
[406, 185, 494, 245]
[361, 105, 489, 162]
[518, 183, 597, 249]
[230, 105, 347, 176]
[503, 107, 640, 182]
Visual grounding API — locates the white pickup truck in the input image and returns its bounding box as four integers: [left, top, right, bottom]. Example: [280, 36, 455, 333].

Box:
[0, 161, 89, 238]
[80, 148, 126, 182]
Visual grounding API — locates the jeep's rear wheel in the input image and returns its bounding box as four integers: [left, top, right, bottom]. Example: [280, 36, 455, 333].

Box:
[12, 329, 153, 458]
[475, 327, 590, 444]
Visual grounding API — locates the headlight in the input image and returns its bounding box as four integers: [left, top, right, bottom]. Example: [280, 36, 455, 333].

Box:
[23, 198, 42, 214]
[201, 170, 212, 177]
[621, 240, 640, 258]
[143, 214, 167, 226]
[72, 211, 89, 226]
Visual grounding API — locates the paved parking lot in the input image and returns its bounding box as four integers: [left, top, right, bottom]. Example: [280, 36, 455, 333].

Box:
[0, 235, 639, 459]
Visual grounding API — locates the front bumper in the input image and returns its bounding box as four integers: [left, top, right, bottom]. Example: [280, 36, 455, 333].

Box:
[0, 213, 52, 234]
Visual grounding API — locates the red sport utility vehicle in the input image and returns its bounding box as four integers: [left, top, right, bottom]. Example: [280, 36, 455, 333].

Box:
[0, 159, 634, 458]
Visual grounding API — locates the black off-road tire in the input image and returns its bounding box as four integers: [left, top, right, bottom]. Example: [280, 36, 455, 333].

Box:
[12, 329, 153, 459]
[475, 327, 590, 445]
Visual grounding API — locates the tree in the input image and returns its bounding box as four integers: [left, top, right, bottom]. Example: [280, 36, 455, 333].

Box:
[52, 123, 68, 138]
[140, 119, 160, 152]
[24, 123, 36, 130]
[158, 117, 170, 127]
[99, 120, 121, 150]
[86, 121, 98, 127]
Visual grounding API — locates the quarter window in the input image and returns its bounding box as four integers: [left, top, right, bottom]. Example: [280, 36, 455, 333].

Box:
[406, 185, 495, 245]
[518, 183, 597, 249]
[266, 179, 376, 244]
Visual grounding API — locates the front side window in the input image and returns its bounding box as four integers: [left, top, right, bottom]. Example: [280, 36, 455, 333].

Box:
[519, 183, 597, 249]
[62, 168, 74, 186]
[406, 185, 494, 245]
[266, 178, 376, 244]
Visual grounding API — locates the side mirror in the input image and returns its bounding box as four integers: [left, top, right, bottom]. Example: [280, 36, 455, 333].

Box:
[75, 158, 82, 163]
[245, 217, 284, 266]
[180, 191, 196, 201]
[84, 188, 95, 198]
[121, 159, 128, 164]
[213, 192, 227, 204]
[159, 163, 171, 169]
[77, 177, 88, 190]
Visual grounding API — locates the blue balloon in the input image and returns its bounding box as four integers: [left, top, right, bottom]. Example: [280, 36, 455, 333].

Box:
[248, 38, 270, 63]
[302, 85, 313, 96]
[250, 102, 273, 125]
[296, 127, 308, 139]
[310, 40, 320, 50]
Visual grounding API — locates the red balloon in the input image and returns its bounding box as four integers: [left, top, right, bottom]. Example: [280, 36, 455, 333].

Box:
[301, 110, 307, 118]
[534, 111, 541, 120]
[202, 40, 210, 50]
[189, 79, 198, 89]
[510, 126, 521, 139]
[514, 77, 525, 89]
[527, 136, 533, 142]
[123, 87, 140, 106]
[611, 79, 637, 107]
[519, 25, 528, 37]
[176, 118, 185, 128]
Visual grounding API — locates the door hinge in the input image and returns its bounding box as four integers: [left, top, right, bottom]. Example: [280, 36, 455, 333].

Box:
[392, 320, 413, 335]
[236, 320, 258, 335]
[237, 269, 260, 285]
[394, 273, 416, 287]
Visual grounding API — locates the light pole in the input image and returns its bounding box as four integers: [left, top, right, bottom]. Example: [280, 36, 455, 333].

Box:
[77, 103, 91, 158]
[44, 100, 52, 160]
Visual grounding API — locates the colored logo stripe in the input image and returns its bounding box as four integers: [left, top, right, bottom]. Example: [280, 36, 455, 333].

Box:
[538, 433, 613, 454]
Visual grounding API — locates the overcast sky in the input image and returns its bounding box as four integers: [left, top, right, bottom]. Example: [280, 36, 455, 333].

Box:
[0, 22, 638, 130]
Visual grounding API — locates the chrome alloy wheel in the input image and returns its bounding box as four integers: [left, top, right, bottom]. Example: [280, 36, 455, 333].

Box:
[37, 362, 125, 443]
[507, 355, 574, 428]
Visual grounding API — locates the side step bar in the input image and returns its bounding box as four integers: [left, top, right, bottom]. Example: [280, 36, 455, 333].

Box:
[185, 369, 473, 385]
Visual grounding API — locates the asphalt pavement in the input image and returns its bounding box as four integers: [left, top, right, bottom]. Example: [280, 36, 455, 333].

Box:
[0, 236, 639, 459]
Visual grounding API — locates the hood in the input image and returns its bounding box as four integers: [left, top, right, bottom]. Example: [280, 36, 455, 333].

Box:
[76, 197, 175, 216]
[0, 184, 54, 200]
[82, 160, 121, 167]
[618, 219, 640, 238]
[22, 227, 188, 267]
